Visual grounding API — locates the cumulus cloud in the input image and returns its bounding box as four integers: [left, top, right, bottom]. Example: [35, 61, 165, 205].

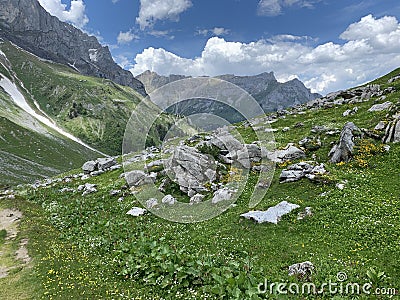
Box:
[38, 0, 89, 28]
[197, 27, 230, 37]
[136, 0, 192, 29]
[117, 30, 138, 44]
[257, 0, 320, 16]
[130, 15, 400, 94]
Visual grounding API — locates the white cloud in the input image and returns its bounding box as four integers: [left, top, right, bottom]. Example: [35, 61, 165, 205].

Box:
[197, 27, 230, 37]
[257, 0, 320, 16]
[136, 0, 192, 29]
[117, 30, 138, 44]
[112, 0, 119, 3]
[38, 0, 89, 28]
[130, 15, 400, 95]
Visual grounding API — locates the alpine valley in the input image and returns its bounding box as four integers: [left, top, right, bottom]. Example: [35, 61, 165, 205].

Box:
[0, 1, 399, 300]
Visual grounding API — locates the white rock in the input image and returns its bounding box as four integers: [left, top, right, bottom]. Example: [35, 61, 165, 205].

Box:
[368, 101, 392, 112]
[161, 195, 176, 205]
[126, 207, 146, 217]
[146, 198, 158, 209]
[240, 201, 300, 224]
[211, 187, 236, 204]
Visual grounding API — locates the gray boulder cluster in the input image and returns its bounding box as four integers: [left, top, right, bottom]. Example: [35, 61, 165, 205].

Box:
[279, 162, 328, 183]
[82, 157, 121, 176]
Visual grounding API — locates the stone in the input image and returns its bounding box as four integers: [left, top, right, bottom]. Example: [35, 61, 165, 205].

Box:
[374, 121, 386, 131]
[279, 162, 327, 183]
[297, 207, 312, 220]
[329, 122, 360, 163]
[209, 131, 243, 152]
[190, 194, 205, 204]
[240, 201, 300, 224]
[146, 198, 158, 209]
[59, 188, 74, 193]
[343, 107, 358, 117]
[161, 195, 176, 205]
[97, 157, 117, 171]
[124, 170, 154, 187]
[90, 170, 104, 176]
[165, 146, 216, 195]
[79, 183, 97, 196]
[288, 261, 315, 279]
[267, 144, 306, 163]
[211, 187, 236, 204]
[126, 207, 146, 217]
[383, 116, 400, 143]
[82, 160, 97, 174]
[368, 101, 393, 112]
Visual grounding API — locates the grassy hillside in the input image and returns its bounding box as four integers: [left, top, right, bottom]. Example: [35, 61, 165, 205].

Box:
[0, 41, 171, 155]
[1, 68, 400, 299]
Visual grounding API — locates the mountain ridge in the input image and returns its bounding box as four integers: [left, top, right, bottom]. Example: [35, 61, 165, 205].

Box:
[136, 70, 321, 114]
[0, 0, 146, 96]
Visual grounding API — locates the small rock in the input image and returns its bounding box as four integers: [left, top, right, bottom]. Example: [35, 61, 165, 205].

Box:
[126, 207, 146, 217]
[146, 198, 158, 209]
[374, 121, 386, 131]
[211, 187, 236, 204]
[97, 157, 117, 171]
[190, 194, 205, 204]
[288, 261, 315, 279]
[297, 207, 312, 220]
[109, 190, 121, 196]
[282, 127, 290, 132]
[161, 195, 176, 205]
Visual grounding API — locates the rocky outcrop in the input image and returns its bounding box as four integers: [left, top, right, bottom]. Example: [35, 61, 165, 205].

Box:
[165, 146, 217, 196]
[383, 115, 400, 143]
[329, 122, 361, 163]
[0, 0, 146, 95]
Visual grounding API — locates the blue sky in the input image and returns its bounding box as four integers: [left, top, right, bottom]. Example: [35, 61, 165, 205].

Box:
[38, 0, 400, 94]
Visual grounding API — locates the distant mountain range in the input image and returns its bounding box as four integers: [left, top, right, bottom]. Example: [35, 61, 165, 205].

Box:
[136, 70, 321, 117]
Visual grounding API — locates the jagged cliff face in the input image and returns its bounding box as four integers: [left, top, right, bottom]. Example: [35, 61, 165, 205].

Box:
[0, 0, 146, 96]
[136, 71, 321, 113]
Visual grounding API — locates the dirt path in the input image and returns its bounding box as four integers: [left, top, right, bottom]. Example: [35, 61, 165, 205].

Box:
[0, 209, 30, 279]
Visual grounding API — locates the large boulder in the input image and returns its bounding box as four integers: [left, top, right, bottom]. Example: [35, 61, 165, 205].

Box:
[329, 122, 361, 163]
[82, 160, 97, 174]
[368, 101, 392, 112]
[210, 131, 243, 152]
[124, 170, 154, 187]
[165, 146, 217, 195]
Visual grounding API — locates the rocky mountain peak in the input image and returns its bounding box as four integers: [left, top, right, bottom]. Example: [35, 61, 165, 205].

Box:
[0, 0, 146, 96]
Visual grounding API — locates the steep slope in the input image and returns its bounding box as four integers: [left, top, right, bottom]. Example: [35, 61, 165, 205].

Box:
[0, 41, 174, 185]
[0, 0, 146, 96]
[136, 70, 321, 117]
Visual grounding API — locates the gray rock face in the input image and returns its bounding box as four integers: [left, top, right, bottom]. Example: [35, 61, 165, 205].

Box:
[166, 146, 216, 195]
[136, 71, 321, 117]
[329, 122, 360, 163]
[368, 101, 393, 112]
[211, 187, 235, 204]
[0, 0, 146, 95]
[240, 201, 300, 224]
[383, 116, 400, 143]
